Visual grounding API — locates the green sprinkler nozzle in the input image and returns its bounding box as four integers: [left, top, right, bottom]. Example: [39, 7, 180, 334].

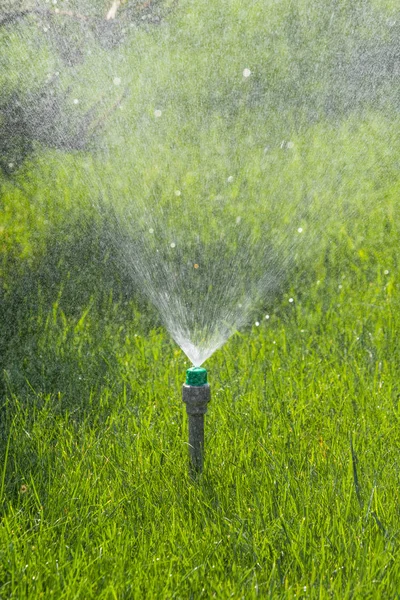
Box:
[186, 366, 208, 386]
[182, 367, 211, 476]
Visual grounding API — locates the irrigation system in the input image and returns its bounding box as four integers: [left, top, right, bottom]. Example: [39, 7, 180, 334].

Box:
[182, 367, 211, 476]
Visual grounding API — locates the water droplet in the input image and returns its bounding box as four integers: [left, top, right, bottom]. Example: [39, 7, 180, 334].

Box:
[113, 77, 122, 86]
[289, 298, 294, 303]
[154, 109, 162, 118]
[149, 228, 154, 234]
[243, 68, 251, 78]
[297, 227, 303, 233]
[175, 190, 181, 196]
[227, 176, 234, 183]
[170, 242, 176, 248]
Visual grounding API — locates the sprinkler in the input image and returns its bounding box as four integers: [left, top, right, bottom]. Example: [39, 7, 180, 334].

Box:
[182, 367, 211, 476]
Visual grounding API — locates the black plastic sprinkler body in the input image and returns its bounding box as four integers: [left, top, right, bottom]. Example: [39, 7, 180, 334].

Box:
[182, 367, 211, 476]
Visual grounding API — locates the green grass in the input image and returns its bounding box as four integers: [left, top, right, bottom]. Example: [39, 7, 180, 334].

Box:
[1, 0, 400, 597]
[1, 231, 400, 598]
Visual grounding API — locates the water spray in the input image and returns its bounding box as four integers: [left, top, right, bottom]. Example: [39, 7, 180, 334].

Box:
[182, 367, 211, 476]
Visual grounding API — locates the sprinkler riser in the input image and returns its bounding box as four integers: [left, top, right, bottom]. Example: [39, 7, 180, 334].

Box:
[182, 383, 211, 475]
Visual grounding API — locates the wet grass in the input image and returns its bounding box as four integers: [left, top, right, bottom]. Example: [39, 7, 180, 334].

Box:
[1, 198, 400, 598]
[1, 1, 400, 597]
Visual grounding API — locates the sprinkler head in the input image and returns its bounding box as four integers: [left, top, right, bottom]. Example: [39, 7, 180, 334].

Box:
[186, 367, 208, 386]
[183, 367, 211, 476]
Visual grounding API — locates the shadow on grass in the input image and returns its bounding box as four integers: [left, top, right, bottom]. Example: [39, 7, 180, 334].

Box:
[0, 208, 160, 410]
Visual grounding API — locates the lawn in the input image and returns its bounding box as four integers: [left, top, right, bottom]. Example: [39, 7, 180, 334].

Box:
[1, 0, 400, 598]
